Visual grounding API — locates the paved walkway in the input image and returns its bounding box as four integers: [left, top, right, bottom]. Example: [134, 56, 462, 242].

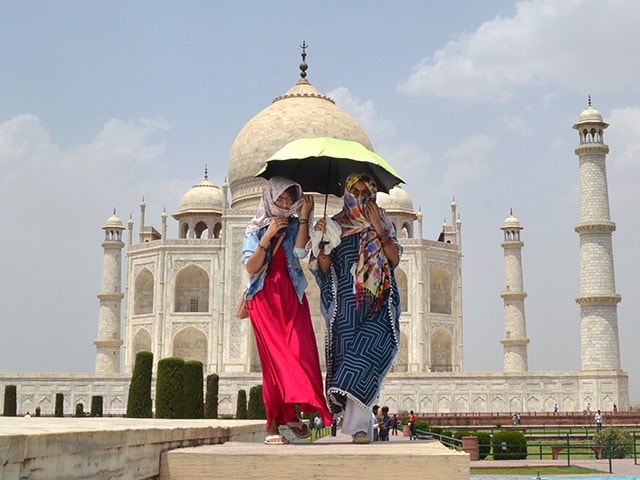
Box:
[315, 430, 640, 477]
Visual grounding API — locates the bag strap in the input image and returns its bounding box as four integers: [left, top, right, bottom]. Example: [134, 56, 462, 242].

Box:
[255, 233, 285, 276]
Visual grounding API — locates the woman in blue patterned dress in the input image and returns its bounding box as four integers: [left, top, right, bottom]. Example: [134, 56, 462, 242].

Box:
[311, 172, 401, 444]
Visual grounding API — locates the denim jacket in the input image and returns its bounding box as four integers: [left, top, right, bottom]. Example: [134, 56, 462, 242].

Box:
[242, 220, 309, 303]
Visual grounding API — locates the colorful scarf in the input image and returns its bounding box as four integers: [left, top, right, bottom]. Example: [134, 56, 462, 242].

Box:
[245, 177, 309, 235]
[332, 173, 395, 310]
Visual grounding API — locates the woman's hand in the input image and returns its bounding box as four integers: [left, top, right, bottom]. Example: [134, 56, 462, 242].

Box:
[300, 194, 314, 218]
[314, 218, 327, 233]
[363, 201, 383, 233]
[265, 216, 288, 241]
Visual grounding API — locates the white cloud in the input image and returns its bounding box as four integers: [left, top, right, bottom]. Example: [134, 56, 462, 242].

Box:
[327, 86, 396, 139]
[438, 134, 495, 195]
[397, 0, 640, 102]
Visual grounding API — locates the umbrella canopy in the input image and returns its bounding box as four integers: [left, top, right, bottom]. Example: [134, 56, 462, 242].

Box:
[255, 137, 405, 196]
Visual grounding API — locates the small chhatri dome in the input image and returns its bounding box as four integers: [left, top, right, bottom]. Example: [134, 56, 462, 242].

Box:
[179, 169, 225, 213]
[576, 96, 604, 124]
[502, 209, 522, 229]
[105, 209, 123, 228]
[377, 185, 414, 214]
[228, 43, 373, 210]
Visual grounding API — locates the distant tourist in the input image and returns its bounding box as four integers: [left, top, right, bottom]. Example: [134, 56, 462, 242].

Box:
[595, 410, 603, 432]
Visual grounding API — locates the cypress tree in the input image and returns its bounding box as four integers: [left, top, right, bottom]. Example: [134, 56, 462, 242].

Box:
[183, 360, 204, 419]
[90, 396, 103, 417]
[248, 385, 266, 419]
[126, 351, 153, 418]
[3, 385, 17, 416]
[54, 393, 64, 417]
[204, 373, 219, 419]
[155, 357, 185, 419]
[236, 389, 247, 419]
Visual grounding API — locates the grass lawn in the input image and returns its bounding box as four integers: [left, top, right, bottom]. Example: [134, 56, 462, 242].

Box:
[470, 465, 601, 475]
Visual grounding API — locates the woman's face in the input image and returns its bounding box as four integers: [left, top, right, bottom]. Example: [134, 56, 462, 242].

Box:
[349, 180, 372, 211]
[273, 186, 296, 210]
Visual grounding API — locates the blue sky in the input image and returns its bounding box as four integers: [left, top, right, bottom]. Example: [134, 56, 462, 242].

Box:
[1, 0, 639, 405]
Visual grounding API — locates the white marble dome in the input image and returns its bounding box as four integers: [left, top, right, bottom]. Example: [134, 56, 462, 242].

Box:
[227, 72, 373, 210]
[377, 185, 413, 214]
[576, 104, 604, 124]
[179, 177, 225, 213]
[105, 213, 123, 228]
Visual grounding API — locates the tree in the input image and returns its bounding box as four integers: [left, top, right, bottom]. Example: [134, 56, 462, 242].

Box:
[126, 351, 153, 418]
[3, 385, 17, 416]
[156, 357, 185, 419]
[91, 396, 103, 417]
[54, 393, 64, 417]
[236, 389, 247, 419]
[183, 360, 204, 419]
[204, 374, 219, 419]
[248, 384, 266, 419]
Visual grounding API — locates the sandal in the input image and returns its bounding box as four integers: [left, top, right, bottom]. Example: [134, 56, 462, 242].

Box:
[286, 419, 311, 439]
[352, 431, 371, 444]
[264, 434, 290, 445]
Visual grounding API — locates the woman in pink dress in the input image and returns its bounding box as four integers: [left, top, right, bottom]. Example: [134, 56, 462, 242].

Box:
[242, 177, 332, 444]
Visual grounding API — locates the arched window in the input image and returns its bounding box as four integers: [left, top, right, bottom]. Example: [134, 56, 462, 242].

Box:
[430, 327, 452, 372]
[132, 329, 152, 358]
[174, 265, 209, 312]
[395, 268, 409, 313]
[173, 326, 208, 366]
[134, 269, 154, 315]
[194, 221, 209, 239]
[430, 268, 452, 314]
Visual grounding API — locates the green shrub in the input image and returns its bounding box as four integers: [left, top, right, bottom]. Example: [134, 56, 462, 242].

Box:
[476, 431, 492, 460]
[3, 385, 17, 416]
[126, 351, 153, 418]
[91, 396, 103, 417]
[492, 430, 527, 460]
[236, 389, 247, 419]
[35, 407, 41, 417]
[248, 385, 266, 419]
[183, 360, 204, 419]
[204, 374, 219, 419]
[156, 357, 185, 419]
[453, 430, 471, 440]
[54, 393, 64, 417]
[594, 426, 633, 459]
[75, 403, 84, 417]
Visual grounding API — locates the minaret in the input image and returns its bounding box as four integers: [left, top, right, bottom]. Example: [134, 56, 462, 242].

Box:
[573, 98, 621, 370]
[500, 210, 529, 372]
[94, 210, 125, 374]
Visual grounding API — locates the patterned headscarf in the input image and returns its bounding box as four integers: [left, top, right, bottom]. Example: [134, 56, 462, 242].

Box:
[245, 177, 308, 235]
[332, 172, 395, 310]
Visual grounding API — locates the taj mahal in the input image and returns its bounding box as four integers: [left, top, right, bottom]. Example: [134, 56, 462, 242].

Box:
[0, 50, 629, 416]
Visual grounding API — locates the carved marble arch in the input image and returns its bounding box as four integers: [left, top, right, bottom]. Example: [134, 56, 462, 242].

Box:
[430, 327, 452, 372]
[392, 330, 408, 372]
[194, 221, 209, 239]
[174, 265, 209, 313]
[134, 268, 154, 315]
[132, 329, 152, 359]
[172, 326, 208, 366]
[213, 222, 222, 239]
[395, 268, 408, 313]
[430, 268, 452, 314]
[180, 222, 189, 239]
[400, 221, 412, 238]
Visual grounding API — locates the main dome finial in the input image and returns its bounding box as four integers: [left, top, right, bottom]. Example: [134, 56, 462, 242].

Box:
[299, 40, 308, 79]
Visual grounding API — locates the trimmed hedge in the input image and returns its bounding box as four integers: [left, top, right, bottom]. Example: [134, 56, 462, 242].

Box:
[204, 374, 219, 419]
[126, 351, 153, 418]
[492, 430, 527, 460]
[594, 426, 633, 459]
[236, 389, 247, 419]
[183, 360, 204, 419]
[54, 393, 64, 417]
[3, 385, 17, 416]
[91, 396, 103, 417]
[248, 385, 266, 419]
[476, 431, 492, 460]
[156, 357, 185, 419]
[75, 403, 84, 417]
